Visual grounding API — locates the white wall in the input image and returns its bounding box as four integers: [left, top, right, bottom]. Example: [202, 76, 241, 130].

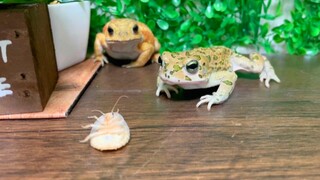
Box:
[236, 0, 294, 54]
[262, 0, 294, 54]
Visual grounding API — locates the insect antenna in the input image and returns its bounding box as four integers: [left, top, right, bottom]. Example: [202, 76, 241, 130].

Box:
[111, 95, 128, 114]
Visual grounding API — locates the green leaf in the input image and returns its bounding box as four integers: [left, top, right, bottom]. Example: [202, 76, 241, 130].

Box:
[272, 26, 284, 34]
[180, 19, 191, 31]
[310, 26, 320, 37]
[213, 0, 227, 12]
[292, 36, 299, 43]
[263, 40, 275, 54]
[205, 2, 214, 18]
[215, 29, 225, 37]
[284, 21, 294, 32]
[273, 34, 284, 43]
[295, 0, 303, 12]
[260, 14, 276, 20]
[172, 0, 180, 7]
[263, 0, 272, 13]
[163, 6, 179, 19]
[147, 20, 156, 30]
[294, 27, 301, 34]
[249, 22, 257, 34]
[309, 0, 320, 3]
[260, 23, 269, 37]
[191, 34, 203, 44]
[95, 0, 103, 5]
[157, 19, 169, 30]
[116, 0, 124, 14]
[249, 10, 256, 17]
[189, 11, 202, 22]
[140, 0, 149, 3]
[125, 6, 136, 14]
[123, 0, 131, 5]
[221, 17, 235, 28]
[275, 1, 282, 17]
[306, 48, 319, 56]
[240, 36, 253, 45]
[297, 47, 307, 55]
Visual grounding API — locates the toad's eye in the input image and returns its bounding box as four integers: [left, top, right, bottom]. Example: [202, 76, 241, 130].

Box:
[186, 60, 199, 74]
[107, 27, 114, 35]
[133, 25, 139, 34]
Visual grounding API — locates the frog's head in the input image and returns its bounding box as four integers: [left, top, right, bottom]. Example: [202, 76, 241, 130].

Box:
[158, 51, 211, 86]
[103, 18, 143, 52]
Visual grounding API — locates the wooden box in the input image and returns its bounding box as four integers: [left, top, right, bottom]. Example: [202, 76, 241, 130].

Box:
[0, 4, 58, 115]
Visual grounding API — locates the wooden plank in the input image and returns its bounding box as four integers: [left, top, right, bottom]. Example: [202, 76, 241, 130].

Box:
[0, 55, 319, 179]
[0, 4, 57, 114]
[0, 59, 100, 119]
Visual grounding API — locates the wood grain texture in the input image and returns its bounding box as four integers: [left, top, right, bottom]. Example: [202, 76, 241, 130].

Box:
[0, 55, 319, 179]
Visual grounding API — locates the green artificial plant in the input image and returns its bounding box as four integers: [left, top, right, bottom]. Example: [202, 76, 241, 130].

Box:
[90, 0, 281, 54]
[90, 0, 320, 56]
[272, 0, 320, 55]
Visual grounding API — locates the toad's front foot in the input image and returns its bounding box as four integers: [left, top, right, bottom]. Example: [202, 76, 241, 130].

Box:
[94, 55, 108, 67]
[196, 93, 227, 111]
[260, 60, 281, 88]
[156, 83, 178, 99]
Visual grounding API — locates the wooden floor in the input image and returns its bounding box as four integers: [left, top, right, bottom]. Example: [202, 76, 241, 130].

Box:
[0, 55, 319, 179]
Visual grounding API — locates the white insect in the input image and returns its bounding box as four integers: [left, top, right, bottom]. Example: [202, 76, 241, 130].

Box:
[0, 77, 13, 98]
[80, 96, 130, 151]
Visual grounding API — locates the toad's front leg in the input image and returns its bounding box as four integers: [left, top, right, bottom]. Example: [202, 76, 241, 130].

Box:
[156, 77, 178, 98]
[197, 71, 237, 110]
[94, 33, 109, 66]
[123, 42, 155, 68]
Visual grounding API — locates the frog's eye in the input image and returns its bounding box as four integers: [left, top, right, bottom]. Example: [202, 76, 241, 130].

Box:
[186, 60, 199, 74]
[133, 25, 139, 34]
[107, 27, 114, 36]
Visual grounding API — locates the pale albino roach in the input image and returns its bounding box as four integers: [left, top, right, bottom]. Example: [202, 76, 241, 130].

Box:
[80, 96, 130, 151]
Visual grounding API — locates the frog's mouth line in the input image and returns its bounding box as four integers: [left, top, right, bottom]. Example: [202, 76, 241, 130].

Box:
[159, 74, 208, 86]
[106, 39, 142, 43]
[106, 38, 142, 45]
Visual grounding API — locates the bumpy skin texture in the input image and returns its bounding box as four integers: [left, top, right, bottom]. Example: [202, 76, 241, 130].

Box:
[156, 46, 281, 110]
[94, 18, 161, 68]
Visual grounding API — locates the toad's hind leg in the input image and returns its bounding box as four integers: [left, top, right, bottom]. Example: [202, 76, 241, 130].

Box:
[231, 53, 264, 73]
[231, 53, 280, 88]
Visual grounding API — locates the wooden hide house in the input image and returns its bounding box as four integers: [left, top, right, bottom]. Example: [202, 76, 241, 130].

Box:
[0, 4, 58, 115]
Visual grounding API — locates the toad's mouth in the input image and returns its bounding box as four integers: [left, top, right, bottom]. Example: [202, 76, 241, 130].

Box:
[159, 73, 208, 86]
[107, 38, 142, 44]
[106, 38, 142, 52]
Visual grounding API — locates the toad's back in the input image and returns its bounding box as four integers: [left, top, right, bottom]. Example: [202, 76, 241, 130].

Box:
[190, 46, 234, 72]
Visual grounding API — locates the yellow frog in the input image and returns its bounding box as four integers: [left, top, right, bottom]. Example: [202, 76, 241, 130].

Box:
[156, 46, 281, 110]
[94, 18, 160, 68]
